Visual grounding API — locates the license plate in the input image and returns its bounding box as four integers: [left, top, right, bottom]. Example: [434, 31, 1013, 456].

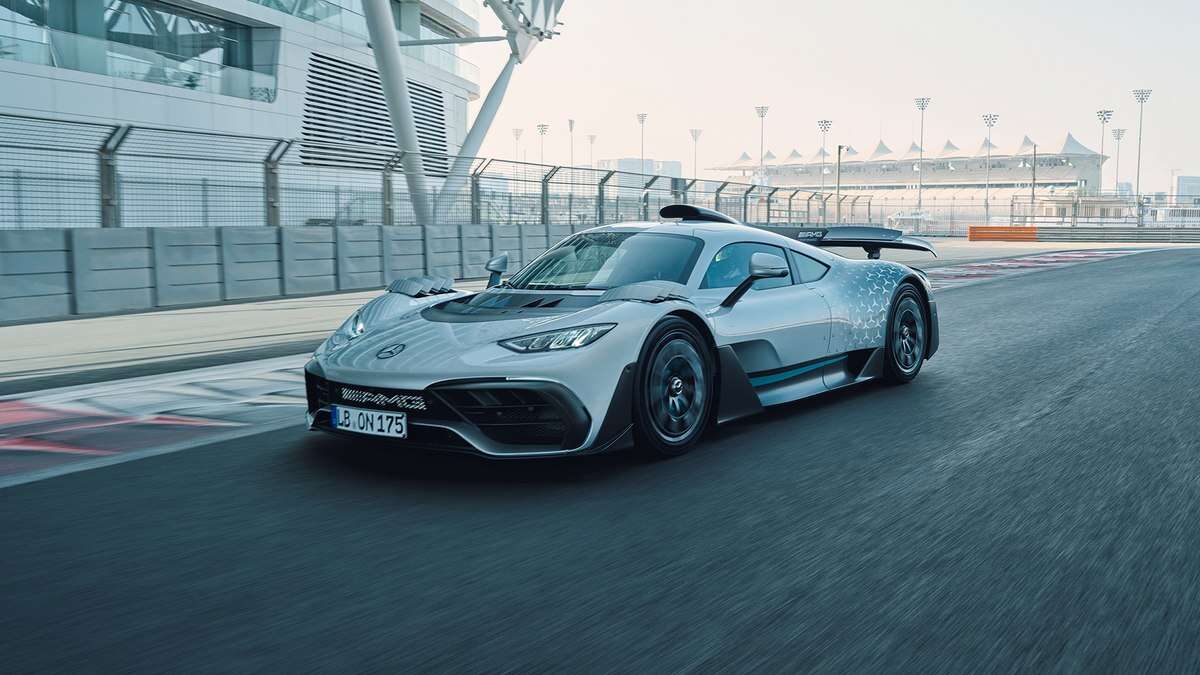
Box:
[330, 405, 407, 439]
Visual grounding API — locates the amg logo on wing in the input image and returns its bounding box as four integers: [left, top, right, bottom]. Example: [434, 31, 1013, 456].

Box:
[339, 387, 428, 411]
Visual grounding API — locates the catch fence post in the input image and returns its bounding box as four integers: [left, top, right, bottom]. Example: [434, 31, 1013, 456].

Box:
[263, 139, 292, 227]
[597, 170, 615, 225]
[99, 125, 131, 228]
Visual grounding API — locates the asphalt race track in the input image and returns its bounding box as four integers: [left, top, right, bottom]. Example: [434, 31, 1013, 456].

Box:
[3, 249, 1200, 673]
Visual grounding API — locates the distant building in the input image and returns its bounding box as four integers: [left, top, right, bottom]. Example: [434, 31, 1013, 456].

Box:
[1177, 176, 1200, 199]
[1116, 182, 1133, 197]
[0, 1, 481, 159]
[716, 133, 1102, 200]
[597, 158, 684, 190]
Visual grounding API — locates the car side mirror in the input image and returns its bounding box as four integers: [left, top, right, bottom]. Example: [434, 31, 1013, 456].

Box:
[485, 253, 508, 288]
[749, 252, 789, 280]
[721, 252, 789, 307]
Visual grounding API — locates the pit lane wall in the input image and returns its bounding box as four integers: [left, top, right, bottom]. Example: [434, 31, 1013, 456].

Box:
[0, 224, 572, 323]
[969, 226, 1200, 243]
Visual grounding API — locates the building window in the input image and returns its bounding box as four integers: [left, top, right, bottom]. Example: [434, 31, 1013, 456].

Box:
[103, 1, 253, 70]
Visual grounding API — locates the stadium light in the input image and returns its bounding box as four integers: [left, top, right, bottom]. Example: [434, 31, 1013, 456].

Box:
[587, 133, 597, 168]
[755, 106, 770, 184]
[914, 97, 931, 218]
[982, 113, 999, 224]
[1132, 89, 1151, 222]
[536, 123, 549, 164]
[568, 118, 575, 167]
[1096, 109, 1113, 194]
[1111, 128, 1126, 194]
[817, 120, 832, 215]
[637, 113, 648, 174]
[512, 127, 523, 161]
[836, 144, 846, 223]
[689, 128, 703, 179]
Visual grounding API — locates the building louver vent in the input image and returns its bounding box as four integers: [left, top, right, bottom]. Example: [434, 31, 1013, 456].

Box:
[301, 52, 449, 175]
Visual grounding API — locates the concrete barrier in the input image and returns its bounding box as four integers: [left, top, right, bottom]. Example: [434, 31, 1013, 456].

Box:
[0, 220, 899, 323]
[2, 225, 433, 322]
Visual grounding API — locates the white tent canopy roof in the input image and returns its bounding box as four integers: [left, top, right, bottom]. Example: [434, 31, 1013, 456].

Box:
[900, 142, 924, 160]
[731, 151, 754, 166]
[1012, 135, 1038, 156]
[806, 147, 831, 163]
[868, 140, 894, 160]
[938, 140, 962, 158]
[974, 137, 1000, 156]
[1058, 132, 1098, 156]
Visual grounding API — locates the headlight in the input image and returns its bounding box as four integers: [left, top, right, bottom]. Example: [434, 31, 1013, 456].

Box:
[326, 310, 366, 350]
[499, 324, 615, 353]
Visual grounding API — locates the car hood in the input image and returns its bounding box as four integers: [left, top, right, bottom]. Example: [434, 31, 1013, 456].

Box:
[319, 290, 618, 373]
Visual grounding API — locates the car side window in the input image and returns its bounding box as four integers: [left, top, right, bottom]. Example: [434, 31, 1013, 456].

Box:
[701, 243, 793, 290]
[789, 250, 830, 283]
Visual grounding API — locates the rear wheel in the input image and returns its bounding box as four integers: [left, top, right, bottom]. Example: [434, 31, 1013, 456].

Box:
[633, 318, 714, 458]
[883, 284, 927, 384]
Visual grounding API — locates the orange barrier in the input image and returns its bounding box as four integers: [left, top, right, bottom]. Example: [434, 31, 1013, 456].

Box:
[969, 226, 1039, 242]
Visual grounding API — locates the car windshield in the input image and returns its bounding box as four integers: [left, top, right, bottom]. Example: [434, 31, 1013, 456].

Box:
[505, 231, 704, 291]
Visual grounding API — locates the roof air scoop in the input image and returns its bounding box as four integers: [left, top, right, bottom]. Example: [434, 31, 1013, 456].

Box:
[659, 204, 740, 225]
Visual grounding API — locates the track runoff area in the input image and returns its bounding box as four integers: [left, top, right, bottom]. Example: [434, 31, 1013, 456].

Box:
[0, 247, 1150, 487]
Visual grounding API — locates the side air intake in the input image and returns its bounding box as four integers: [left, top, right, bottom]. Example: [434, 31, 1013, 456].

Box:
[659, 204, 740, 225]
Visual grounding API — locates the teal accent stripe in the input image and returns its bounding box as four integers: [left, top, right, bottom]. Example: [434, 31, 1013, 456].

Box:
[749, 355, 847, 388]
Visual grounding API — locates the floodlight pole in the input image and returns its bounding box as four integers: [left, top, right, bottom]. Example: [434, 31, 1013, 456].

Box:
[637, 113, 647, 174]
[756, 106, 769, 184]
[915, 97, 930, 215]
[817, 120, 831, 194]
[982, 113, 998, 224]
[818, 119, 831, 222]
[689, 128, 702, 179]
[587, 134, 597, 168]
[568, 118, 575, 167]
[513, 127, 522, 160]
[1095, 109, 1112, 195]
[835, 144, 844, 223]
[1111, 128, 1126, 194]
[1133, 89, 1151, 225]
[537, 123, 549, 164]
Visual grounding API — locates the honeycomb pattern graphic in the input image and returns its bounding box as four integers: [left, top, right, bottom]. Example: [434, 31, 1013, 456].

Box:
[822, 261, 910, 353]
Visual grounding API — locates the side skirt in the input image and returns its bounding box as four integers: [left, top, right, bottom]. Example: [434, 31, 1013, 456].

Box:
[716, 346, 764, 423]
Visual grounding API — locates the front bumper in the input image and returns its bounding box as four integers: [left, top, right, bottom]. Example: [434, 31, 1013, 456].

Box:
[305, 363, 628, 458]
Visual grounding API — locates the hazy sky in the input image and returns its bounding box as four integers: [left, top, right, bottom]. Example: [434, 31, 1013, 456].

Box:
[467, 0, 1198, 192]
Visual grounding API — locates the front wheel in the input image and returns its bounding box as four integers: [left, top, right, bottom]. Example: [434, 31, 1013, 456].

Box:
[632, 318, 714, 458]
[883, 284, 928, 384]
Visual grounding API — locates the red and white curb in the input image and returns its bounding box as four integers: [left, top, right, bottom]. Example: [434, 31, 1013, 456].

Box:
[0, 355, 307, 488]
[924, 249, 1145, 290]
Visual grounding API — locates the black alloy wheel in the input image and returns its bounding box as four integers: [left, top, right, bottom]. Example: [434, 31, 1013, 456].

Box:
[632, 317, 714, 457]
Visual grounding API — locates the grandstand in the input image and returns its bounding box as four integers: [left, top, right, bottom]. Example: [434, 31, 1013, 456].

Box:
[714, 133, 1106, 230]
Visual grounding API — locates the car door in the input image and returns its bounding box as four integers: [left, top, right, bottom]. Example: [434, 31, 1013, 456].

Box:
[697, 242, 832, 397]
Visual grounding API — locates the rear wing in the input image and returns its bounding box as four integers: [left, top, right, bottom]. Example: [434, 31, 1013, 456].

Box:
[793, 227, 936, 259]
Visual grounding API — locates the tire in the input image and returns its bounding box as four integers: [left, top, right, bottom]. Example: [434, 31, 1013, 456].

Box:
[883, 283, 928, 384]
[632, 317, 715, 458]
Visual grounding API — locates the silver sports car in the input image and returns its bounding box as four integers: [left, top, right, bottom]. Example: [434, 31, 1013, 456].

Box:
[305, 205, 938, 458]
